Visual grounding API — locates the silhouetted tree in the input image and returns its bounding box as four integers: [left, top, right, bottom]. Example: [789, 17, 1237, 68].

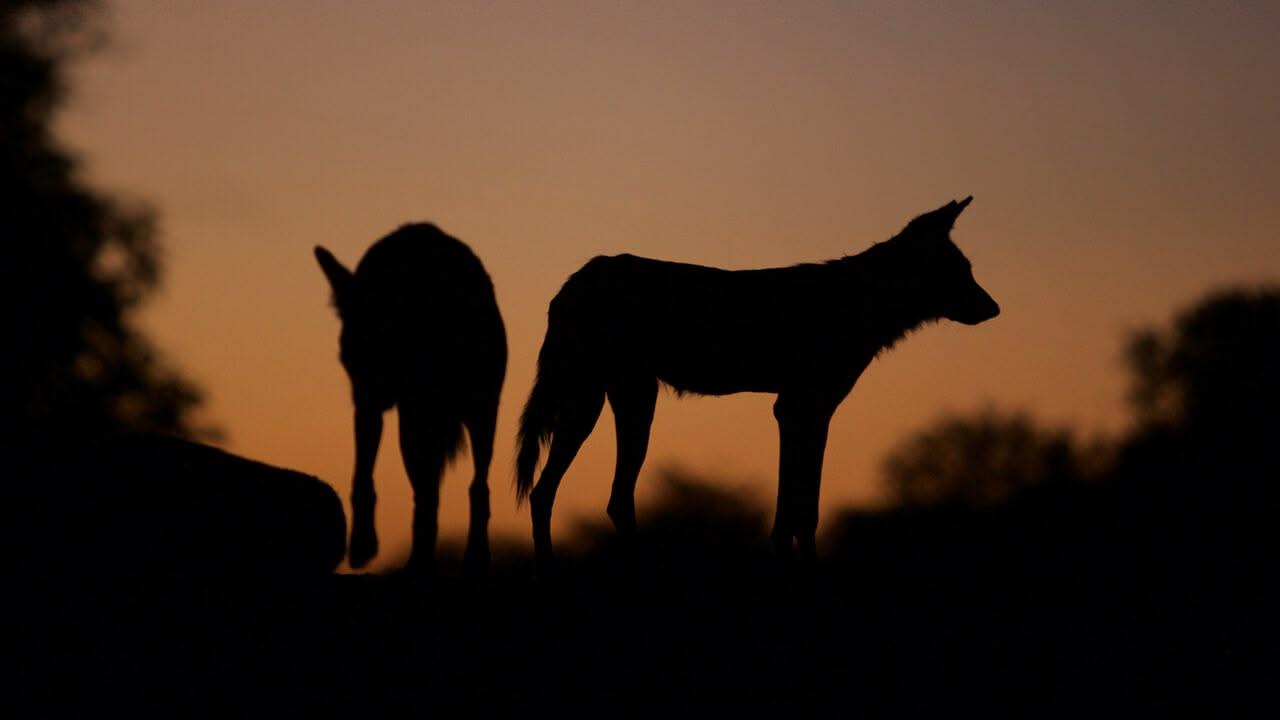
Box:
[1126, 286, 1278, 441]
[1119, 286, 1280, 489]
[880, 407, 1083, 508]
[1, 0, 208, 454]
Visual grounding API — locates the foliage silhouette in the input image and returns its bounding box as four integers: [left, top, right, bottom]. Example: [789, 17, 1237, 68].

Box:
[1124, 286, 1279, 460]
[517, 197, 999, 572]
[880, 406, 1086, 508]
[315, 224, 506, 574]
[565, 467, 770, 577]
[1107, 284, 1280, 555]
[1, 0, 209, 458]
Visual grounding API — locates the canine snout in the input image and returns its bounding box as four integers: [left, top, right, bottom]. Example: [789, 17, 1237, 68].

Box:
[952, 283, 1000, 325]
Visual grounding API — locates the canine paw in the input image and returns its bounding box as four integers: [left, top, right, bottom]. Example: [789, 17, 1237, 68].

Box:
[463, 542, 490, 577]
[348, 531, 379, 569]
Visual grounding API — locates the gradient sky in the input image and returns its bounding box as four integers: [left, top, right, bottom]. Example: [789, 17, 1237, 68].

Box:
[58, 1, 1279, 567]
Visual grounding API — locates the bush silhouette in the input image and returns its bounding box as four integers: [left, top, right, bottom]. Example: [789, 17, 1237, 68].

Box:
[1125, 286, 1279, 451]
[567, 467, 770, 577]
[1118, 286, 1277, 489]
[880, 407, 1084, 508]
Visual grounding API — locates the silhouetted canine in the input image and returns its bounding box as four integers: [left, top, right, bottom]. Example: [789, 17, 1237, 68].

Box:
[517, 198, 998, 572]
[315, 224, 506, 573]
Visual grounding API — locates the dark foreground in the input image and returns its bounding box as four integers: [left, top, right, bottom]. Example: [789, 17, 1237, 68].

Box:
[13, 481, 1278, 718]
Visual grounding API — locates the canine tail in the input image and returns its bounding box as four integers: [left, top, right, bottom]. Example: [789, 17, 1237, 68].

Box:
[515, 326, 564, 505]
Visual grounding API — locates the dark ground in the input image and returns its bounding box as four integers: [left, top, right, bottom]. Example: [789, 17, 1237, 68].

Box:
[12, 475, 1278, 718]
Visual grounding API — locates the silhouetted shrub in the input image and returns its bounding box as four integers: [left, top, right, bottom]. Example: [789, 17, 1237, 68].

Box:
[568, 467, 770, 576]
[880, 407, 1087, 508]
[1122, 286, 1279, 477]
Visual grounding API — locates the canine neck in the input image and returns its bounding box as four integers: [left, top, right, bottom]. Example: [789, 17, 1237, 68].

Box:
[834, 239, 941, 353]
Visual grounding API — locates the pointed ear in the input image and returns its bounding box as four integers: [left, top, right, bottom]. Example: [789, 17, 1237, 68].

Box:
[314, 246, 353, 310]
[938, 195, 973, 227]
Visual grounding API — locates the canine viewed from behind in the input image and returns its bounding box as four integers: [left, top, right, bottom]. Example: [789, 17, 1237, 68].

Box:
[315, 223, 507, 574]
[517, 197, 999, 573]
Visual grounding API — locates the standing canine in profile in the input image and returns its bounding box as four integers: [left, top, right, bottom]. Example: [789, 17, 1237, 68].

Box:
[517, 197, 998, 571]
[315, 224, 506, 573]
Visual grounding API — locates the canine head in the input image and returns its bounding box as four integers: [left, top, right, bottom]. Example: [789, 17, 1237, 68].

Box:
[314, 246, 398, 410]
[900, 196, 1000, 326]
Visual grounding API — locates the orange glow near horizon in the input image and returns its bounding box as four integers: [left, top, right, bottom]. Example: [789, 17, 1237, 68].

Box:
[58, 2, 1280, 568]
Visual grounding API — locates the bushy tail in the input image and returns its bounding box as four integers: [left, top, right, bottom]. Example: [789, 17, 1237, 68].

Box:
[515, 332, 563, 504]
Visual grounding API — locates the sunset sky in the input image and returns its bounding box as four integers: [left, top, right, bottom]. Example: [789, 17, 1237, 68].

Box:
[58, 1, 1279, 567]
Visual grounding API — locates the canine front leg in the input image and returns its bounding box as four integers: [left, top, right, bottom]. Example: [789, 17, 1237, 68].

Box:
[349, 407, 383, 569]
[465, 483, 490, 573]
[773, 394, 835, 562]
[770, 471, 798, 557]
[794, 422, 831, 560]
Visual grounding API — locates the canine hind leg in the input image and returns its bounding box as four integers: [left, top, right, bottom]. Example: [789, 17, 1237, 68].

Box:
[462, 395, 499, 575]
[606, 377, 658, 539]
[399, 402, 456, 575]
[530, 387, 605, 575]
